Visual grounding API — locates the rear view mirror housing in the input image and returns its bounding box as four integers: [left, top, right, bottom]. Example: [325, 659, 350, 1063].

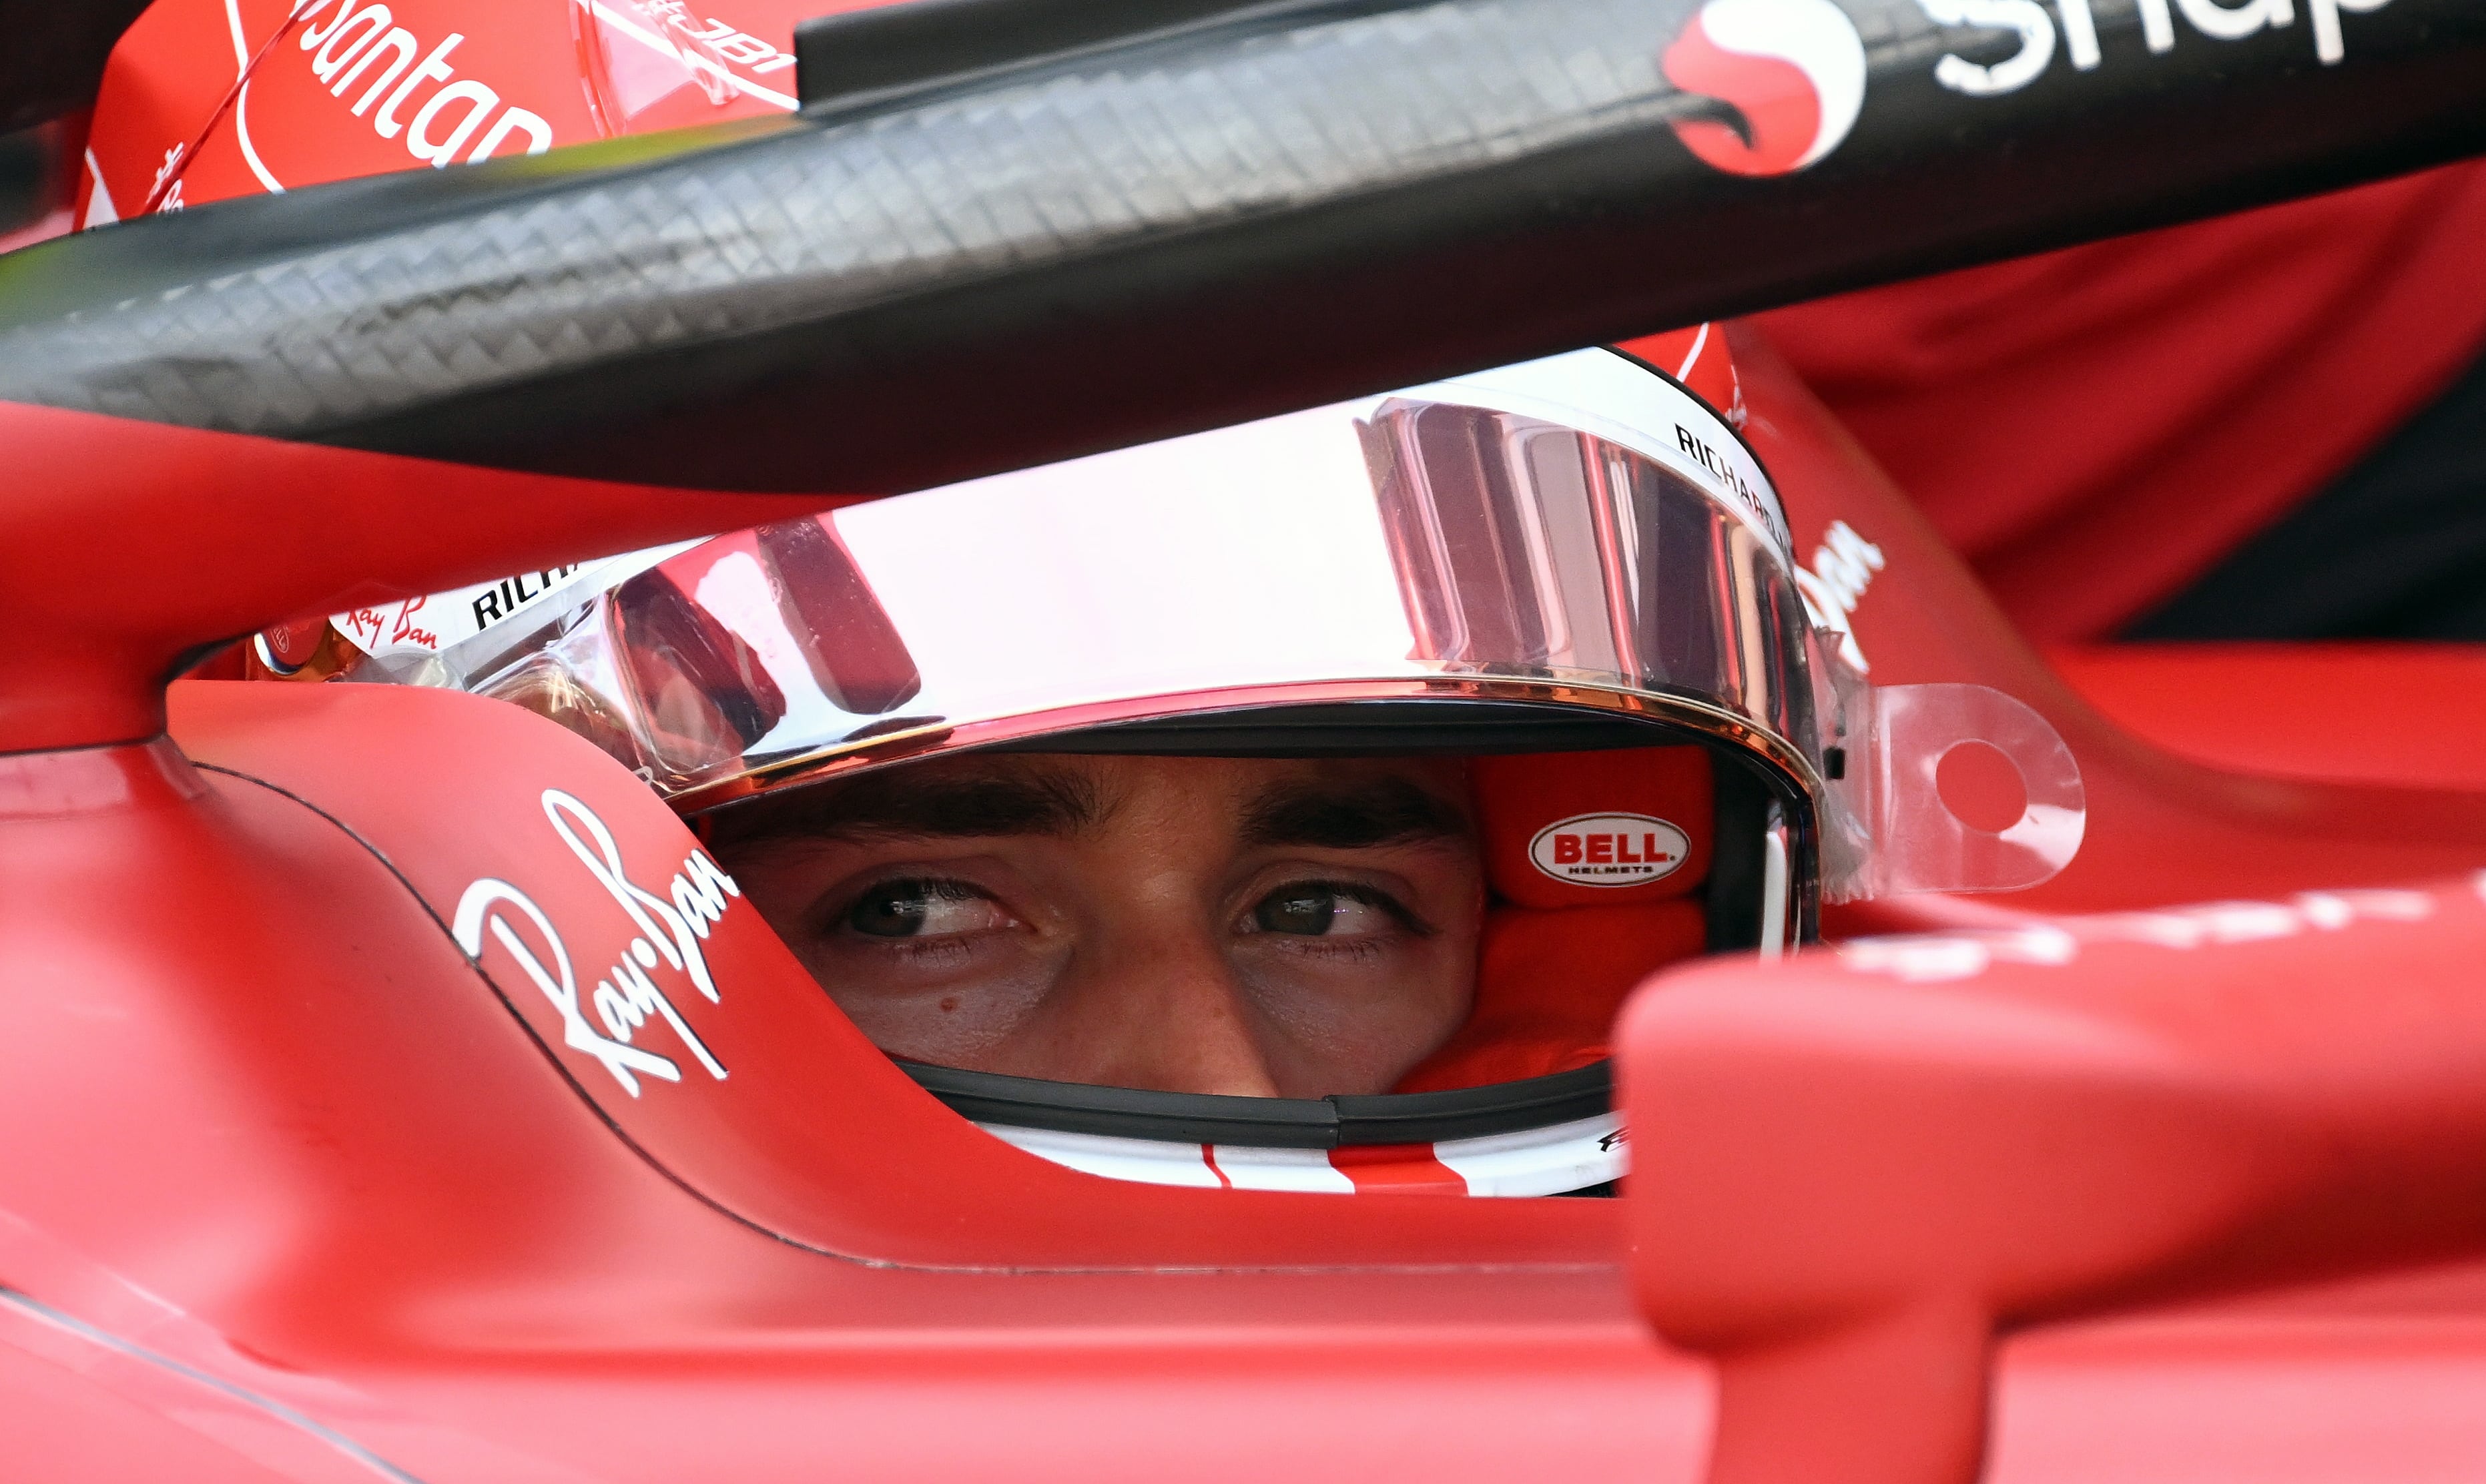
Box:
[1620, 883, 2486, 1484]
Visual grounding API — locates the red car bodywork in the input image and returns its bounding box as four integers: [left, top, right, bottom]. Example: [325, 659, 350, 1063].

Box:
[9, 3, 2486, 1481]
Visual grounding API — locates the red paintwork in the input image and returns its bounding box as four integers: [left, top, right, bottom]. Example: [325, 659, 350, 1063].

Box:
[1729, 330, 2486, 936]
[164, 677, 1620, 1269]
[0, 402, 829, 753]
[13, 3, 2486, 1481]
[1, 725, 1693, 1480]
[2052, 643, 2486, 789]
[1625, 872, 2486, 1484]
[1757, 161, 2486, 641]
[4, 335, 2481, 1481]
[79, 0, 862, 222]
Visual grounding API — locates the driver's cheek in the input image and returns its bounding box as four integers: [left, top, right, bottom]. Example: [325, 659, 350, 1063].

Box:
[1235, 933, 1474, 1092]
[799, 930, 1062, 1068]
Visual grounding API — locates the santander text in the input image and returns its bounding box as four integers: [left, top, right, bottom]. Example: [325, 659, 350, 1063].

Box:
[296, 1, 554, 169]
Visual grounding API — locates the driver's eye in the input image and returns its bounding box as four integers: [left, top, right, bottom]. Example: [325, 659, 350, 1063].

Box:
[844, 880, 1013, 938]
[1249, 885, 1399, 938]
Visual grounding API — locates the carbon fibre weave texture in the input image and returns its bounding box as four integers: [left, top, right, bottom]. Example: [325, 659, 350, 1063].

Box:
[0, 0, 1698, 441]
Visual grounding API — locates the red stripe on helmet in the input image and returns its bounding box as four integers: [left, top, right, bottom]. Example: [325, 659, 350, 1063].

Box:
[1329, 1144, 1467, 1194]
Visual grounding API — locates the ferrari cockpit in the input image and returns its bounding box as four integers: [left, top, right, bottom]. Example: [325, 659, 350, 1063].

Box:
[248, 345, 2082, 1197]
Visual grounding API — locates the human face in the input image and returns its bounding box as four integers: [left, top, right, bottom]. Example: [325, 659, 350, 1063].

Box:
[709, 754, 1484, 1099]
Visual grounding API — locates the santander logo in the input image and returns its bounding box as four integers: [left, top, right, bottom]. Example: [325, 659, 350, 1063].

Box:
[1663, 0, 1869, 177]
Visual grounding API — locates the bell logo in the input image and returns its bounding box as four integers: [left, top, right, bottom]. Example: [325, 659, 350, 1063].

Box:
[1528, 813, 1692, 887]
[1663, 0, 1868, 177]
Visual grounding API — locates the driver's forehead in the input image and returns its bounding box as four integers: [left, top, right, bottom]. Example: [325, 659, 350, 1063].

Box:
[714, 752, 1474, 847]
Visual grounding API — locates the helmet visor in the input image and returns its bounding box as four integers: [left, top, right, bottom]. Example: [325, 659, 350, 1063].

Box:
[446, 354, 1812, 771]
[336, 348, 2079, 901]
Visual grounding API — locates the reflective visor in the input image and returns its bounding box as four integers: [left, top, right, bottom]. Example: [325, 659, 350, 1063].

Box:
[334, 348, 2082, 899]
[402, 352, 1812, 785]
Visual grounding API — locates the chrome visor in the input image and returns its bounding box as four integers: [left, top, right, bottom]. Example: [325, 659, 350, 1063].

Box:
[333, 350, 2082, 899]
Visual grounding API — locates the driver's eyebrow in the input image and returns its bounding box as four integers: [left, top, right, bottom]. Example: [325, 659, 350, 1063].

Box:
[720, 768, 1109, 843]
[1240, 777, 1469, 849]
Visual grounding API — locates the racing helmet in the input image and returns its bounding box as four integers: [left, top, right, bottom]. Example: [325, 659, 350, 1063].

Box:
[254, 344, 2084, 1196]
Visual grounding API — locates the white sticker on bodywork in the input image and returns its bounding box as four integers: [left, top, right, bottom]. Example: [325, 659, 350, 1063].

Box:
[451, 789, 741, 1096]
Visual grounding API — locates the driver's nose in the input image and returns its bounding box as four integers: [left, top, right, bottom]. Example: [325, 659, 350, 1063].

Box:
[1070, 917, 1281, 1099]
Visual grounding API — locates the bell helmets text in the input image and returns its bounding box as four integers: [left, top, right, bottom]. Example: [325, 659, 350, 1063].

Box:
[1665, 0, 2401, 177]
[1529, 813, 1692, 887]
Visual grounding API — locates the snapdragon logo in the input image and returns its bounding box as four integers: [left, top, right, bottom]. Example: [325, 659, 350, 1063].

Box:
[1662, 0, 2396, 180]
[1662, 0, 1868, 177]
[1929, 0, 2399, 89]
